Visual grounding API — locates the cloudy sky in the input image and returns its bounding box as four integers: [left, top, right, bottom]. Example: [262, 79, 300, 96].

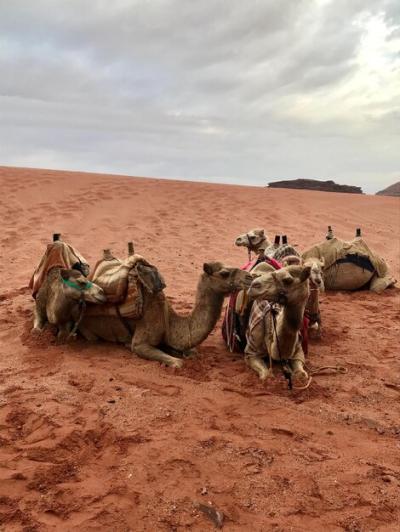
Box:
[0, 0, 399, 193]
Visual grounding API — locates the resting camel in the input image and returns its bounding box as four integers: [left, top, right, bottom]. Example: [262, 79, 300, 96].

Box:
[244, 265, 311, 384]
[235, 229, 299, 262]
[234, 230, 324, 338]
[33, 268, 106, 341]
[79, 262, 253, 368]
[303, 257, 324, 337]
[302, 232, 396, 293]
[235, 229, 271, 258]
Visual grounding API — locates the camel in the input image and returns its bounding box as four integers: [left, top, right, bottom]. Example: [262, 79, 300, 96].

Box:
[244, 265, 311, 384]
[235, 229, 271, 258]
[33, 268, 106, 341]
[303, 258, 324, 337]
[302, 232, 396, 292]
[79, 262, 253, 368]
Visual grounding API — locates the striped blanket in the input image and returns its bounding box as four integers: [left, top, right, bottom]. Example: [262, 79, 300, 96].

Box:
[85, 253, 166, 320]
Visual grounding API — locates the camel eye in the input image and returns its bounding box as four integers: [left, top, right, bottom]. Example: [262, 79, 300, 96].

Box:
[220, 270, 230, 278]
[252, 282, 261, 289]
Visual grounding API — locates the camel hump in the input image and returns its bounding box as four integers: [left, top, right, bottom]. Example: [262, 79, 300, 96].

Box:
[88, 253, 166, 320]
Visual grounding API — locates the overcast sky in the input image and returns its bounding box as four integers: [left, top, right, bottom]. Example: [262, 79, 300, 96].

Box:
[0, 0, 399, 193]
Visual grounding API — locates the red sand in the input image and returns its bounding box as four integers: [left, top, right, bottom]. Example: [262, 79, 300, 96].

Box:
[0, 166, 399, 531]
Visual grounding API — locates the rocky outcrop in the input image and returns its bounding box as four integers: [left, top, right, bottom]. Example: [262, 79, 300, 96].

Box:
[376, 181, 400, 197]
[267, 179, 363, 194]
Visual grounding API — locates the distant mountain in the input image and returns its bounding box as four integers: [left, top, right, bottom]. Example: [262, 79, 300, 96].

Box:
[376, 181, 400, 197]
[267, 179, 363, 194]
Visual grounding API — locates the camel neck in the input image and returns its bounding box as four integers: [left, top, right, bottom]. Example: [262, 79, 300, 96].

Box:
[168, 275, 225, 350]
[273, 299, 307, 360]
[306, 285, 319, 316]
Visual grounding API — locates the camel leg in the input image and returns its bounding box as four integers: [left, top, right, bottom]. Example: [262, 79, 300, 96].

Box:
[245, 356, 271, 381]
[162, 345, 198, 358]
[33, 306, 45, 332]
[79, 323, 100, 342]
[132, 341, 184, 368]
[57, 323, 71, 343]
[290, 346, 308, 383]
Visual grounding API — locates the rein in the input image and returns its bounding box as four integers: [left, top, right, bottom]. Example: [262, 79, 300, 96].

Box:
[61, 277, 92, 339]
[246, 234, 252, 261]
[68, 297, 86, 339]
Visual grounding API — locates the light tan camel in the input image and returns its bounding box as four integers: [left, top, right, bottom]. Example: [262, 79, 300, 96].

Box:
[33, 268, 106, 341]
[303, 258, 324, 337]
[244, 265, 311, 383]
[302, 233, 396, 292]
[79, 262, 253, 368]
[235, 229, 271, 257]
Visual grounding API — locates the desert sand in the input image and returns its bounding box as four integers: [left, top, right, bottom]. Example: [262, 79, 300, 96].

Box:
[0, 165, 399, 531]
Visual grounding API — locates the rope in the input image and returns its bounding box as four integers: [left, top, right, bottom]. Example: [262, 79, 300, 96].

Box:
[305, 364, 348, 376]
[68, 298, 86, 339]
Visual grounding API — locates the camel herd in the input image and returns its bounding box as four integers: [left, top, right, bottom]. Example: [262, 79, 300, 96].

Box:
[31, 228, 396, 389]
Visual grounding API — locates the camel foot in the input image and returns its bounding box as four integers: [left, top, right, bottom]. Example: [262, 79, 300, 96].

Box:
[292, 367, 309, 386]
[168, 358, 184, 369]
[246, 358, 272, 381]
[31, 326, 43, 335]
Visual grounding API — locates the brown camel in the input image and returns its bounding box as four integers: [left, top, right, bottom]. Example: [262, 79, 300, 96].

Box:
[79, 262, 253, 368]
[282, 256, 325, 337]
[33, 268, 106, 341]
[244, 265, 311, 383]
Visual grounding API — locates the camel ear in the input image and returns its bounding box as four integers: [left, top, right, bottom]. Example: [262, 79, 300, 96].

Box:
[300, 266, 311, 282]
[258, 229, 264, 237]
[203, 263, 214, 276]
[320, 257, 325, 267]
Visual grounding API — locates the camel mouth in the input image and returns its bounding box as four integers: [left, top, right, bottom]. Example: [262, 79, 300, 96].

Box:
[87, 293, 107, 304]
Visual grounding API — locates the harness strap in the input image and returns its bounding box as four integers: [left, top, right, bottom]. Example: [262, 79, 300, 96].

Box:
[68, 298, 86, 339]
[116, 305, 133, 336]
[62, 278, 93, 291]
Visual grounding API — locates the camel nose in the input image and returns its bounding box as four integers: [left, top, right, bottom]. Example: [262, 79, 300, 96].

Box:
[315, 278, 321, 285]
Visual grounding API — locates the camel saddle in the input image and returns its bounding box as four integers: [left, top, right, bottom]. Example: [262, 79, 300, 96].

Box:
[86, 253, 166, 320]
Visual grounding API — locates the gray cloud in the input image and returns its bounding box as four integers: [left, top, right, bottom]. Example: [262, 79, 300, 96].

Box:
[0, 0, 399, 193]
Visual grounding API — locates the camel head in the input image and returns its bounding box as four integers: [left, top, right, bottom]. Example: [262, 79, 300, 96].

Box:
[203, 262, 253, 294]
[234, 229, 270, 253]
[248, 265, 311, 305]
[60, 269, 107, 304]
[304, 258, 325, 292]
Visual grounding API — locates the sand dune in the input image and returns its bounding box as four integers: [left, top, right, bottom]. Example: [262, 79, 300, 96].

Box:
[0, 166, 399, 531]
